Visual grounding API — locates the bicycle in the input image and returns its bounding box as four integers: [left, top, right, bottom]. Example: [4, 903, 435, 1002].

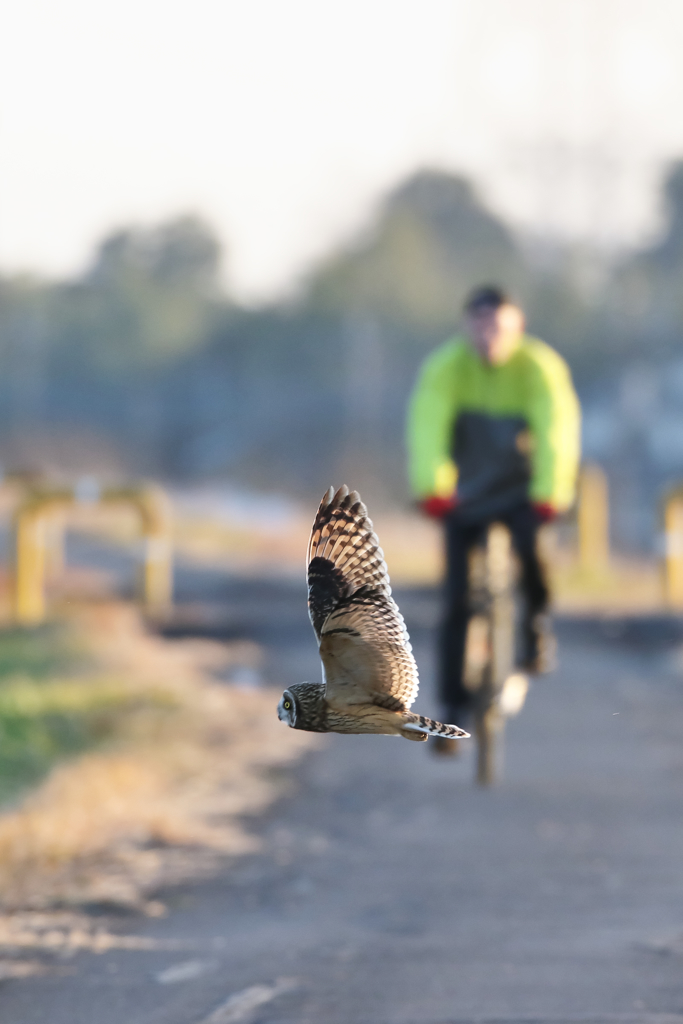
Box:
[462, 522, 529, 786]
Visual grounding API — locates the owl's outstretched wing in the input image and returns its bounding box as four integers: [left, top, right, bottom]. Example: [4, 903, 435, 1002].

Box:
[306, 485, 419, 712]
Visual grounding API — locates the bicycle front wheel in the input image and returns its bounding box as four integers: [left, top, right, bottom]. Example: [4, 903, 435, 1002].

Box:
[475, 701, 504, 786]
[475, 524, 515, 786]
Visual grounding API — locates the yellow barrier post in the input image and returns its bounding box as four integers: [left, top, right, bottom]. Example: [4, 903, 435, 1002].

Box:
[13, 510, 47, 625]
[44, 513, 65, 581]
[662, 487, 683, 608]
[128, 486, 173, 614]
[578, 464, 609, 572]
[11, 482, 173, 624]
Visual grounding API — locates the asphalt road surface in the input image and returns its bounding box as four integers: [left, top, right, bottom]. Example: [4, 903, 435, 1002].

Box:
[2, 550, 683, 1024]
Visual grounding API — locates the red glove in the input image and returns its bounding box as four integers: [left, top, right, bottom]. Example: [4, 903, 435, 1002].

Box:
[420, 495, 457, 520]
[532, 502, 558, 524]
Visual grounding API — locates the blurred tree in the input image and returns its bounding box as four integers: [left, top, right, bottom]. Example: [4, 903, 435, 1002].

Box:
[604, 162, 683, 358]
[53, 215, 224, 374]
[306, 171, 525, 335]
[302, 170, 592, 378]
[0, 174, 607, 488]
[0, 276, 52, 432]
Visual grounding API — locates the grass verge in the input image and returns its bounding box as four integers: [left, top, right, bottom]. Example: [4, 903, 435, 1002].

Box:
[0, 604, 317, 912]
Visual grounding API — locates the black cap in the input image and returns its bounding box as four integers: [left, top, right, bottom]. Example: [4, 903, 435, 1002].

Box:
[463, 285, 511, 314]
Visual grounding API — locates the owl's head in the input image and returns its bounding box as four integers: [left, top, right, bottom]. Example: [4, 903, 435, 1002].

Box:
[277, 681, 326, 731]
[277, 688, 298, 727]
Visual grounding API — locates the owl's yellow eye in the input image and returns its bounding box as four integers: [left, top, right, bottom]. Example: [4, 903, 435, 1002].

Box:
[284, 701, 291, 709]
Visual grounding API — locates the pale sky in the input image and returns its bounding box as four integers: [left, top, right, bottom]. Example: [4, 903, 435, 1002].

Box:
[2, 0, 683, 300]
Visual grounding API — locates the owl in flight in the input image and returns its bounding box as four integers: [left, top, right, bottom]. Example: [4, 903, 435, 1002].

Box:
[277, 486, 469, 743]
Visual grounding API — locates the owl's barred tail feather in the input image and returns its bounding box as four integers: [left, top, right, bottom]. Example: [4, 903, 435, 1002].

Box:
[402, 714, 470, 740]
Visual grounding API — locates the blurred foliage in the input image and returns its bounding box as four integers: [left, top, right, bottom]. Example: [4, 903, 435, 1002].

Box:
[307, 173, 525, 331]
[0, 625, 171, 805]
[0, 165, 681, 495]
[601, 162, 683, 361]
[304, 171, 595, 361]
[52, 215, 224, 374]
[0, 625, 81, 681]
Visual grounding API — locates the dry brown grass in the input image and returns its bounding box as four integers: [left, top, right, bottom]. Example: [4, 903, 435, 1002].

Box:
[0, 603, 318, 912]
[171, 505, 444, 584]
[171, 506, 666, 613]
[550, 555, 664, 614]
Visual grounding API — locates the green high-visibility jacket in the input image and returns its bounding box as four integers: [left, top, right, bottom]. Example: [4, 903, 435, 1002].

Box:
[407, 334, 581, 516]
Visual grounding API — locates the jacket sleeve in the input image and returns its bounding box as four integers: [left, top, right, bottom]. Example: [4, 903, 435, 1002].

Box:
[406, 344, 459, 499]
[526, 345, 581, 511]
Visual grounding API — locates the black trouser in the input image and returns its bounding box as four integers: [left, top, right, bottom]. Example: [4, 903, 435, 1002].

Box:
[439, 501, 549, 715]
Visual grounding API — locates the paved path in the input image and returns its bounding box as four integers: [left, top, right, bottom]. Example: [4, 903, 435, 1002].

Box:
[2, 563, 683, 1024]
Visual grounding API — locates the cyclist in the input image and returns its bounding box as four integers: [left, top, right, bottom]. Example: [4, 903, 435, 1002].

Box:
[407, 285, 580, 736]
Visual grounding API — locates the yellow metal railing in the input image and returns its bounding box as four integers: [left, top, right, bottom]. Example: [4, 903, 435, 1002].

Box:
[12, 482, 173, 625]
[577, 464, 610, 573]
[662, 486, 683, 608]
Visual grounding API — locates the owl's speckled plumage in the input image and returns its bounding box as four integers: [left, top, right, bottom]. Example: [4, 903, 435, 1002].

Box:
[277, 486, 469, 743]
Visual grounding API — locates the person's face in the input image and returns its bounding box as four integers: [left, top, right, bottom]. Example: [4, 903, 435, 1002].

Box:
[464, 303, 525, 365]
